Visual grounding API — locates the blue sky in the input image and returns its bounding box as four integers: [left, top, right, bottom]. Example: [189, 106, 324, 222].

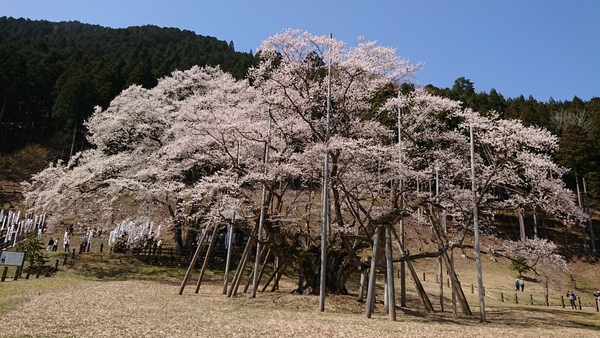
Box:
[3, 0, 599, 101]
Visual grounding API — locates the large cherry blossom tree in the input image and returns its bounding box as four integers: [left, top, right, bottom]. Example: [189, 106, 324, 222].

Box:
[23, 30, 584, 315]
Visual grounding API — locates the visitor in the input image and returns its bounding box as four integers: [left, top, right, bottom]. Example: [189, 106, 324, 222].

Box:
[157, 238, 163, 255]
[79, 240, 87, 254]
[515, 279, 520, 291]
[64, 236, 71, 252]
[567, 290, 577, 309]
[52, 238, 59, 252]
[520, 278, 524, 292]
[47, 238, 54, 251]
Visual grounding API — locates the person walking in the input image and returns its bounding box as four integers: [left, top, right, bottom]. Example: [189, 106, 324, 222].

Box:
[515, 279, 520, 291]
[520, 278, 524, 292]
[52, 238, 59, 252]
[47, 238, 54, 251]
[64, 236, 71, 252]
[567, 290, 577, 309]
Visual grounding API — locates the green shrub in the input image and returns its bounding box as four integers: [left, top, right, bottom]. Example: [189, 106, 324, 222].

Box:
[509, 254, 530, 277]
[15, 230, 47, 268]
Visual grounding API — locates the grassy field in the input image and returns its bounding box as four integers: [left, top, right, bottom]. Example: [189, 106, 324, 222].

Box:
[1, 250, 599, 338]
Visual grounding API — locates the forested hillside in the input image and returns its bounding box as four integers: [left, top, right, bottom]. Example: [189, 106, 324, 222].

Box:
[0, 17, 598, 207]
[0, 16, 257, 181]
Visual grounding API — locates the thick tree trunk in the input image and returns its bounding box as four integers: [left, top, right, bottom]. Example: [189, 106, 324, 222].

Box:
[517, 208, 526, 242]
[289, 232, 368, 295]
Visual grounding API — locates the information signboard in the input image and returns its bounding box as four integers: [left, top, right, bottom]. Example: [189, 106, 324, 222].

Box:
[0, 251, 25, 266]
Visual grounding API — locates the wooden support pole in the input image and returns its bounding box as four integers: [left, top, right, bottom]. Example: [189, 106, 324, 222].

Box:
[385, 225, 396, 321]
[194, 225, 220, 293]
[384, 283, 388, 314]
[25, 266, 31, 279]
[14, 266, 20, 280]
[254, 249, 272, 292]
[440, 250, 471, 316]
[244, 246, 269, 294]
[390, 226, 434, 312]
[243, 265, 254, 293]
[450, 247, 458, 319]
[561, 296, 565, 308]
[223, 225, 235, 295]
[270, 261, 287, 292]
[178, 229, 208, 295]
[261, 259, 285, 292]
[501, 293, 504, 302]
[438, 256, 443, 312]
[530, 294, 533, 305]
[358, 269, 367, 302]
[424, 214, 471, 316]
[228, 225, 258, 297]
[1, 266, 7, 282]
[514, 293, 518, 304]
[365, 226, 381, 318]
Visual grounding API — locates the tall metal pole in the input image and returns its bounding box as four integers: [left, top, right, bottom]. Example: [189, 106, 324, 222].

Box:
[319, 33, 333, 312]
[252, 118, 271, 298]
[470, 123, 486, 322]
[397, 99, 406, 307]
[223, 141, 240, 294]
[436, 168, 443, 312]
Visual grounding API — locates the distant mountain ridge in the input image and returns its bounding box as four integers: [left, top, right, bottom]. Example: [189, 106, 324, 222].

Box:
[0, 16, 257, 161]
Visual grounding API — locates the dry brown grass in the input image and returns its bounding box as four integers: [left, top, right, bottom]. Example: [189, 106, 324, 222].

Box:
[1, 253, 599, 338]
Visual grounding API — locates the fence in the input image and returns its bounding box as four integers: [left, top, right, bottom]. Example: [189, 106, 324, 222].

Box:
[415, 270, 600, 312]
[132, 244, 246, 270]
[3, 236, 599, 312]
[0, 249, 79, 283]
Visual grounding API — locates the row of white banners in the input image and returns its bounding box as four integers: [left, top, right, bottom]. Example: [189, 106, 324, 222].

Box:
[1, 209, 46, 247]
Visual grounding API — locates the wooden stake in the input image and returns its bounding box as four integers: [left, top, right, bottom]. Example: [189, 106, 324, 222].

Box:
[365, 226, 381, 318]
[385, 225, 396, 321]
[178, 229, 208, 295]
[390, 226, 434, 312]
[228, 225, 258, 297]
[194, 225, 220, 293]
